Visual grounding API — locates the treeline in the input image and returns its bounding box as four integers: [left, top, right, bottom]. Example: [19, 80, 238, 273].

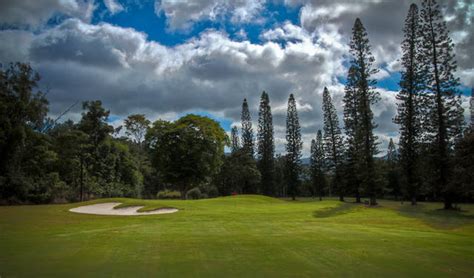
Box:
[0, 0, 472, 207]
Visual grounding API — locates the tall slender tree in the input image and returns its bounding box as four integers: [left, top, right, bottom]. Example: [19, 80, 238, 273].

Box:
[386, 138, 400, 201]
[322, 87, 344, 201]
[470, 88, 474, 132]
[241, 98, 254, 157]
[310, 130, 326, 201]
[419, 0, 465, 209]
[257, 91, 275, 196]
[343, 65, 362, 202]
[230, 126, 240, 153]
[347, 18, 379, 206]
[395, 3, 424, 205]
[286, 94, 302, 200]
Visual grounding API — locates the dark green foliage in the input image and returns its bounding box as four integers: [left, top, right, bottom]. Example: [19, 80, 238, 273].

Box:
[0, 63, 49, 202]
[385, 139, 401, 200]
[124, 114, 151, 146]
[78, 100, 114, 148]
[186, 187, 203, 200]
[146, 114, 227, 198]
[451, 132, 474, 201]
[214, 149, 261, 195]
[310, 130, 326, 200]
[241, 98, 254, 157]
[257, 91, 275, 196]
[419, 0, 465, 209]
[156, 189, 181, 199]
[322, 87, 344, 201]
[230, 126, 240, 153]
[286, 94, 302, 200]
[343, 65, 361, 202]
[345, 18, 380, 206]
[395, 3, 424, 205]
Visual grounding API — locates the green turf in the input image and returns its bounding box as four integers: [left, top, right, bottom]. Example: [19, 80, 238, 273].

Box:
[1, 195, 473, 277]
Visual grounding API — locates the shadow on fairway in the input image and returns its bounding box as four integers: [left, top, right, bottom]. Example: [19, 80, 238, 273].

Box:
[396, 203, 474, 229]
[313, 202, 361, 218]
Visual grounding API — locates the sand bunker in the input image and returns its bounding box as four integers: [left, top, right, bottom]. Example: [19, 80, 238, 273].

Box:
[69, 202, 178, 216]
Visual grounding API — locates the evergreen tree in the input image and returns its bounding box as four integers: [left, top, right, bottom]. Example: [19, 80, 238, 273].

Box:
[470, 88, 474, 132]
[286, 94, 302, 200]
[322, 87, 344, 201]
[348, 18, 379, 206]
[343, 65, 362, 202]
[257, 91, 275, 196]
[241, 98, 254, 157]
[386, 138, 401, 200]
[230, 126, 240, 153]
[419, 0, 465, 209]
[395, 3, 424, 205]
[310, 130, 326, 200]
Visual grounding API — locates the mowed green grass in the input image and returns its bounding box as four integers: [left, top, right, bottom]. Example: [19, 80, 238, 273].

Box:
[1, 196, 473, 277]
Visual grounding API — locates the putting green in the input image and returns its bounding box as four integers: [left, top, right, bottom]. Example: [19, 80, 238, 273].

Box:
[1, 195, 473, 277]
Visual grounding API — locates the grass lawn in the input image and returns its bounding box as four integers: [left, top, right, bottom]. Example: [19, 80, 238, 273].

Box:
[1, 195, 473, 277]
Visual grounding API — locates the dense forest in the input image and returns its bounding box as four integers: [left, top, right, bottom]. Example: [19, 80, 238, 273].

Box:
[0, 0, 473, 208]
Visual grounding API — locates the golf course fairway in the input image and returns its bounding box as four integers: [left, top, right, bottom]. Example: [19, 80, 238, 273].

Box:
[1, 195, 473, 277]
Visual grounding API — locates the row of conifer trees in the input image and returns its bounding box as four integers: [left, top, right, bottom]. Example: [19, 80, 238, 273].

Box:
[229, 0, 471, 208]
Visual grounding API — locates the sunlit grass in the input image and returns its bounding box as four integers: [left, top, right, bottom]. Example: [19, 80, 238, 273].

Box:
[0, 195, 473, 277]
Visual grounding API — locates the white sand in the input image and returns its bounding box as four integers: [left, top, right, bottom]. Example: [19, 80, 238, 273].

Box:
[69, 202, 178, 216]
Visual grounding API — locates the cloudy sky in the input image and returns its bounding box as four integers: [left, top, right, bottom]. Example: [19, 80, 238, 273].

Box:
[0, 0, 472, 155]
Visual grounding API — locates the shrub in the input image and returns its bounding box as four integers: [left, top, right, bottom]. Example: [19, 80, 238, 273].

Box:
[156, 189, 181, 199]
[186, 187, 202, 200]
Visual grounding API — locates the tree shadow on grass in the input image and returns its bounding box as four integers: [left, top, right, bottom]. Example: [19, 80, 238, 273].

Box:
[313, 202, 361, 218]
[396, 204, 474, 230]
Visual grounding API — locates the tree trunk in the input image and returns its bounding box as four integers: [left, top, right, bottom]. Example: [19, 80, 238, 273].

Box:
[369, 196, 377, 206]
[339, 194, 344, 202]
[80, 158, 84, 202]
[411, 196, 417, 206]
[355, 190, 361, 203]
[444, 194, 453, 210]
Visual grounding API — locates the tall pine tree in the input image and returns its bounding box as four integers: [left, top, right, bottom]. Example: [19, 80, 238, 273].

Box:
[230, 126, 240, 153]
[322, 87, 344, 201]
[310, 130, 326, 201]
[347, 18, 379, 206]
[395, 3, 424, 205]
[286, 94, 302, 200]
[343, 65, 362, 202]
[470, 88, 474, 131]
[386, 138, 401, 201]
[241, 98, 254, 157]
[419, 0, 464, 209]
[257, 91, 275, 196]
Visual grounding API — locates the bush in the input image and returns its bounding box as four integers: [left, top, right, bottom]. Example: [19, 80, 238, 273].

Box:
[156, 189, 181, 199]
[186, 187, 202, 200]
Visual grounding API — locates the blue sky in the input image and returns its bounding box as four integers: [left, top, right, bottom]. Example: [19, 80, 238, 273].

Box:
[0, 0, 472, 155]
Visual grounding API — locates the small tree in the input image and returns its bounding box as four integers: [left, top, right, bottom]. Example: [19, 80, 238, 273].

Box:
[386, 138, 400, 200]
[230, 126, 240, 153]
[310, 130, 326, 200]
[241, 98, 254, 157]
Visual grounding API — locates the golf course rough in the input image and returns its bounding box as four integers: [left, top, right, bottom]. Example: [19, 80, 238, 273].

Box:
[0, 195, 473, 277]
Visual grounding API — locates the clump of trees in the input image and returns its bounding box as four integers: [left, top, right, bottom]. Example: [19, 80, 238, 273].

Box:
[0, 0, 472, 207]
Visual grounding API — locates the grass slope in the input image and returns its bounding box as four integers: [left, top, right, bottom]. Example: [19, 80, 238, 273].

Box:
[1, 195, 473, 277]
